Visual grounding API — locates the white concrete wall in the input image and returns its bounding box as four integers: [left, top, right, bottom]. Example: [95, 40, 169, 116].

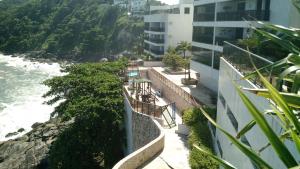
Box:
[190, 60, 219, 92]
[215, 58, 300, 169]
[166, 4, 193, 48]
[124, 95, 133, 154]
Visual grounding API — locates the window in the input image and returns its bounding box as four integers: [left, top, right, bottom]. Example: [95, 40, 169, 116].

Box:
[219, 92, 225, 107]
[227, 107, 238, 131]
[194, 3, 215, 21]
[217, 140, 223, 157]
[240, 135, 251, 147]
[192, 26, 214, 44]
[184, 7, 190, 14]
[213, 51, 222, 70]
[191, 46, 213, 67]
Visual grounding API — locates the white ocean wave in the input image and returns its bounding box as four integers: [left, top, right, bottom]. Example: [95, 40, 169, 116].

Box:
[0, 53, 63, 141]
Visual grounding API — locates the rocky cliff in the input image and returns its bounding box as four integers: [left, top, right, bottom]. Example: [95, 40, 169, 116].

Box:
[0, 118, 73, 169]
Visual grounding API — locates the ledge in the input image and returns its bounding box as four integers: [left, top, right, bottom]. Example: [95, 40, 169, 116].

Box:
[112, 117, 165, 169]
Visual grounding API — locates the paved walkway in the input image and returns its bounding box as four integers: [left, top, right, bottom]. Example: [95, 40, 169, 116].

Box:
[141, 127, 190, 169]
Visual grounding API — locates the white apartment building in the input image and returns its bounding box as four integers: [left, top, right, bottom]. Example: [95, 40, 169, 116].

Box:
[144, 0, 194, 58]
[212, 43, 300, 169]
[188, 1, 300, 169]
[131, 0, 147, 16]
[113, 0, 128, 7]
[191, 0, 300, 92]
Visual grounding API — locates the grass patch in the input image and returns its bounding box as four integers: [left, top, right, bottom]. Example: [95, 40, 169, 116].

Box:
[183, 107, 218, 169]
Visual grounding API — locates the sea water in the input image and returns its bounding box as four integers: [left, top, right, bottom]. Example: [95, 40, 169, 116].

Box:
[0, 54, 62, 141]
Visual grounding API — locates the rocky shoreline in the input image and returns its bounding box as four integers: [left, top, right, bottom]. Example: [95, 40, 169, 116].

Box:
[0, 118, 73, 169]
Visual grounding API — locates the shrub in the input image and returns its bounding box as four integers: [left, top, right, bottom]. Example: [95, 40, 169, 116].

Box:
[162, 52, 185, 71]
[183, 107, 218, 169]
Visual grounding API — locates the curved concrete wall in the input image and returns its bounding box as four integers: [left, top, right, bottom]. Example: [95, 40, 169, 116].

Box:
[112, 117, 164, 169]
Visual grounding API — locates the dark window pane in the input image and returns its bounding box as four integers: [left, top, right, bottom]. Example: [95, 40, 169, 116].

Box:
[192, 46, 213, 67]
[192, 26, 214, 44]
[227, 107, 238, 131]
[213, 51, 221, 70]
[194, 3, 215, 21]
[219, 92, 225, 107]
[217, 140, 223, 157]
[184, 7, 190, 14]
[240, 136, 251, 147]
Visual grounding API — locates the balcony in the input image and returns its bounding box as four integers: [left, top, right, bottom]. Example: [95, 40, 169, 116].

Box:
[145, 37, 165, 44]
[149, 27, 165, 32]
[194, 13, 215, 22]
[214, 36, 236, 46]
[217, 10, 270, 21]
[150, 49, 164, 55]
[192, 34, 214, 44]
[223, 41, 274, 87]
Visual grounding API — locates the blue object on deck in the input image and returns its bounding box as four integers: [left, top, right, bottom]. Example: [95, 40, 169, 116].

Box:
[128, 71, 138, 77]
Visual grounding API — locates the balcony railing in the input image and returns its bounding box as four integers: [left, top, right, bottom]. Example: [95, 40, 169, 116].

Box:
[193, 34, 214, 44]
[217, 10, 270, 21]
[194, 13, 215, 22]
[150, 49, 164, 55]
[215, 36, 236, 46]
[223, 41, 274, 87]
[149, 27, 165, 32]
[146, 38, 165, 44]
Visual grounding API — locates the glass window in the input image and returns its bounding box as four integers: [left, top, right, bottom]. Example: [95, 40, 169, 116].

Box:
[191, 46, 213, 67]
[227, 107, 238, 131]
[217, 139, 223, 157]
[241, 136, 251, 147]
[194, 3, 215, 21]
[193, 26, 214, 44]
[213, 51, 222, 70]
[184, 7, 190, 14]
[219, 92, 225, 107]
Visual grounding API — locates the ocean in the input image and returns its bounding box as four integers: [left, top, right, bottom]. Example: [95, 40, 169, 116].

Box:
[0, 53, 62, 141]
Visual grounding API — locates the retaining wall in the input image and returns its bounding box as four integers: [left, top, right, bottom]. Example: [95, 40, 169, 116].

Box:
[112, 95, 165, 169]
[147, 69, 193, 112]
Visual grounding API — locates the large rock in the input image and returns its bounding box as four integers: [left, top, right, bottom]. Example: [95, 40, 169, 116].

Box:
[0, 118, 73, 169]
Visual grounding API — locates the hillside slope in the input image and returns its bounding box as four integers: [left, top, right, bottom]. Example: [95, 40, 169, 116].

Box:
[0, 0, 143, 60]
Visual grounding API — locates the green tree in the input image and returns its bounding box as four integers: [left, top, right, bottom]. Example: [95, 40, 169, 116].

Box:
[176, 41, 192, 79]
[43, 61, 127, 169]
[162, 49, 185, 71]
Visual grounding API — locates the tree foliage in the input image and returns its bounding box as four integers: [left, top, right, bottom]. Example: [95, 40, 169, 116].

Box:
[183, 107, 219, 169]
[0, 0, 144, 60]
[162, 48, 185, 71]
[43, 60, 127, 169]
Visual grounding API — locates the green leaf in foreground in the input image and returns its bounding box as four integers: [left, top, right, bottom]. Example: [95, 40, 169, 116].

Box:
[235, 83, 298, 168]
[236, 120, 256, 139]
[199, 107, 273, 169]
[193, 145, 237, 169]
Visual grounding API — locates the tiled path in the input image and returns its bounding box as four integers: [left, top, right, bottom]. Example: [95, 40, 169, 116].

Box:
[141, 127, 190, 169]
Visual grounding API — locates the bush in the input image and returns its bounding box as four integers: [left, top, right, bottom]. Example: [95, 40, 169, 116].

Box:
[162, 52, 185, 71]
[183, 107, 218, 169]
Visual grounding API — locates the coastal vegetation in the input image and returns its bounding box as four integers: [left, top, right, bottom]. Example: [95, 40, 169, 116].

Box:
[43, 60, 127, 169]
[0, 0, 143, 60]
[183, 107, 218, 169]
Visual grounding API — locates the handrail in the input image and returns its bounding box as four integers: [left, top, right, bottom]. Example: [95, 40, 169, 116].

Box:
[224, 41, 274, 64]
[124, 87, 166, 118]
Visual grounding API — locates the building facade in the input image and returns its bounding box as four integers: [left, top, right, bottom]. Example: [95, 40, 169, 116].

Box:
[190, 1, 300, 169]
[131, 0, 147, 16]
[213, 43, 300, 169]
[144, 0, 194, 58]
[190, 0, 300, 92]
[113, 0, 128, 8]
